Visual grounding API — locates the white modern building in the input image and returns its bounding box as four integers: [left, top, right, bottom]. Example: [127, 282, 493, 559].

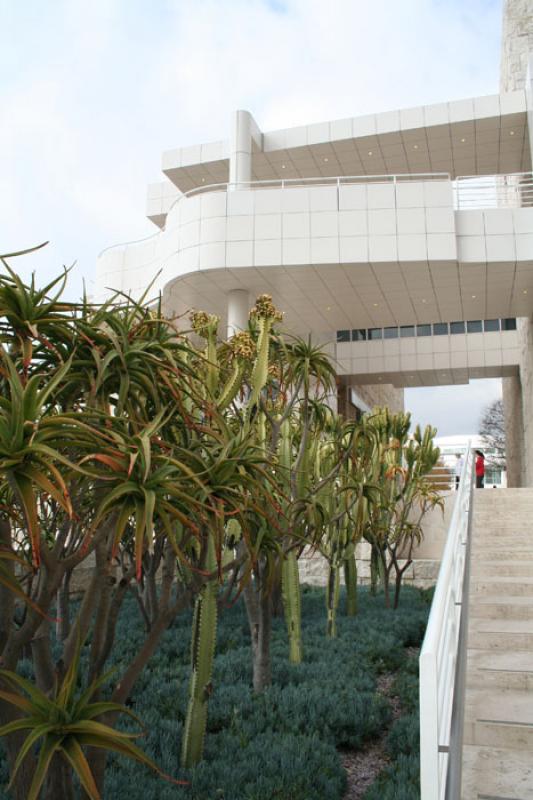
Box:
[96, 0, 533, 488]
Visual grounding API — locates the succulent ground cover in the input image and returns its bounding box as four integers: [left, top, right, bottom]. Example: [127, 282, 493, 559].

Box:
[0, 585, 428, 800]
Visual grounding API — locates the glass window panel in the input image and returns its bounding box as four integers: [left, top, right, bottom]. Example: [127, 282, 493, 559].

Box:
[384, 327, 398, 339]
[484, 319, 500, 332]
[352, 329, 367, 341]
[450, 321, 465, 334]
[502, 318, 517, 331]
[417, 324, 431, 337]
[433, 323, 448, 336]
[368, 328, 383, 340]
[336, 330, 350, 343]
[466, 320, 482, 333]
[400, 325, 415, 338]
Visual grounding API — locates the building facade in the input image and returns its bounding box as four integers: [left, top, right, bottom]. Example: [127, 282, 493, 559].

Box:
[96, 1, 533, 475]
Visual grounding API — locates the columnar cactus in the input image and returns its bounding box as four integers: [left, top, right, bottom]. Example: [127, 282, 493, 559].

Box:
[181, 533, 218, 768]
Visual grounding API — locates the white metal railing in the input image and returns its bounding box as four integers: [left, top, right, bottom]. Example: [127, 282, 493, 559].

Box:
[419, 445, 474, 800]
[455, 171, 533, 209]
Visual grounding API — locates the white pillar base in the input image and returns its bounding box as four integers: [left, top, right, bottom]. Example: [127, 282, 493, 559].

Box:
[227, 289, 250, 338]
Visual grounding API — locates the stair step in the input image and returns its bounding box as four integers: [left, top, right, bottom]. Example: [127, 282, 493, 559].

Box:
[471, 560, 533, 577]
[469, 594, 533, 619]
[471, 576, 533, 596]
[466, 650, 533, 691]
[461, 745, 533, 800]
[470, 548, 533, 561]
[468, 619, 533, 651]
[463, 690, 533, 750]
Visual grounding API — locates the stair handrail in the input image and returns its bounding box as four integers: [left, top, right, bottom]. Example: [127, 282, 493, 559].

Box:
[419, 444, 474, 800]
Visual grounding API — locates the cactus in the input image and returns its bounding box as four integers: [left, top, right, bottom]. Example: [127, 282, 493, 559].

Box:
[245, 295, 282, 422]
[281, 550, 303, 663]
[181, 533, 218, 768]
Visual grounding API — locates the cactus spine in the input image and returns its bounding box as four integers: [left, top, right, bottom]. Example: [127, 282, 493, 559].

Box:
[181, 533, 218, 768]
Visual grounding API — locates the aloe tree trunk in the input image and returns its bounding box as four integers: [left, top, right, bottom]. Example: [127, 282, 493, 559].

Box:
[243, 563, 272, 693]
[326, 564, 340, 637]
[281, 550, 302, 663]
[369, 544, 380, 596]
[344, 554, 358, 616]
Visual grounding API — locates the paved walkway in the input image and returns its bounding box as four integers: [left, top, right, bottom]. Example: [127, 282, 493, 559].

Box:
[461, 489, 533, 800]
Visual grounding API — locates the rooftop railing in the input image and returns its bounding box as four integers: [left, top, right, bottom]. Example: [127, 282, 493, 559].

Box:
[419, 446, 474, 799]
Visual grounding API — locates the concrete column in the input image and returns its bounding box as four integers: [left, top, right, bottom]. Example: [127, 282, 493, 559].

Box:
[502, 375, 525, 487]
[229, 110, 252, 187]
[227, 289, 250, 338]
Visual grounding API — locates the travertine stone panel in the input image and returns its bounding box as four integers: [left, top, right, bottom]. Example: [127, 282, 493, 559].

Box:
[502, 374, 525, 486]
[337, 381, 404, 420]
[501, 0, 533, 93]
[517, 316, 533, 486]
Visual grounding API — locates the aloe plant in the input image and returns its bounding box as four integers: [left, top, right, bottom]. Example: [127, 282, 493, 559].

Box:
[0, 643, 180, 800]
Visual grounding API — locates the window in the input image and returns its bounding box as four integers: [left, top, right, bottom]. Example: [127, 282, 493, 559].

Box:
[450, 321, 465, 334]
[502, 318, 517, 331]
[484, 319, 500, 332]
[368, 328, 383, 340]
[433, 323, 448, 336]
[352, 329, 367, 341]
[467, 320, 482, 333]
[417, 324, 431, 337]
[384, 327, 398, 339]
[337, 330, 350, 343]
[400, 325, 415, 338]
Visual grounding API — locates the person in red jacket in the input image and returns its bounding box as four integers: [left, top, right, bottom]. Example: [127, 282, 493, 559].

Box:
[475, 450, 485, 489]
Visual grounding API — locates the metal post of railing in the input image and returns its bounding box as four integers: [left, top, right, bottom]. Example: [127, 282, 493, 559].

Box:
[445, 457, 475, 800]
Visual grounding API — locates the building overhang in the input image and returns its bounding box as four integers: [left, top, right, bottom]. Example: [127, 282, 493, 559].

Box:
[159, 91, 530, 200]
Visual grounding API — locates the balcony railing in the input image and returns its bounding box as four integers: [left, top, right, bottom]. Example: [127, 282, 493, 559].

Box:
[99, 171, 533, 258]
[455, 171, 533, 209]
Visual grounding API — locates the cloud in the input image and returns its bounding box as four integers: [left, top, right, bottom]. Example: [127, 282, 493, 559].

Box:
[405, 378, 503, 436]
[0, 0, 506, 428]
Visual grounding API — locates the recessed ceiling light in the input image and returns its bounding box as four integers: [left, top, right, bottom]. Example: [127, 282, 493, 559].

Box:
[510, 130, 515, 136]
[373, 302, 378, 307]
[323, 157, 329, 162]
[413, 144, 419, 150]
[201, 178, 206, 183]
[421, 299, 427, 304]
[471, 294, 476, 299]
[523, 289, 528, 294]
[326, 306, 331, 311]
[368, 151, 373, 156]
[281, 164, 286, 169]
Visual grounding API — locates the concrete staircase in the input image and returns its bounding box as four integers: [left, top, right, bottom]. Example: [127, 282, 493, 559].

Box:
[461, 489, 533, 800]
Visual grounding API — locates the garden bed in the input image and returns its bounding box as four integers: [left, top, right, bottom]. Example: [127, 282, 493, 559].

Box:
[0, 586, 429, 800]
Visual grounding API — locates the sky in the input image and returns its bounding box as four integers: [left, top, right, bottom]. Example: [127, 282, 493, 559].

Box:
[0, 0, 505, 435]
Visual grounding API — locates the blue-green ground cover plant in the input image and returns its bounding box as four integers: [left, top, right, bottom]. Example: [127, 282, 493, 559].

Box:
[1, 585, 429, 799]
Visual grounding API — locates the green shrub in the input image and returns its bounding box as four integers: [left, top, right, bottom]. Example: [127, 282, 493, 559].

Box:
[386, 713, 419, 758]
[363, 753, 420, 800]
[0, 586, 430, 800]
